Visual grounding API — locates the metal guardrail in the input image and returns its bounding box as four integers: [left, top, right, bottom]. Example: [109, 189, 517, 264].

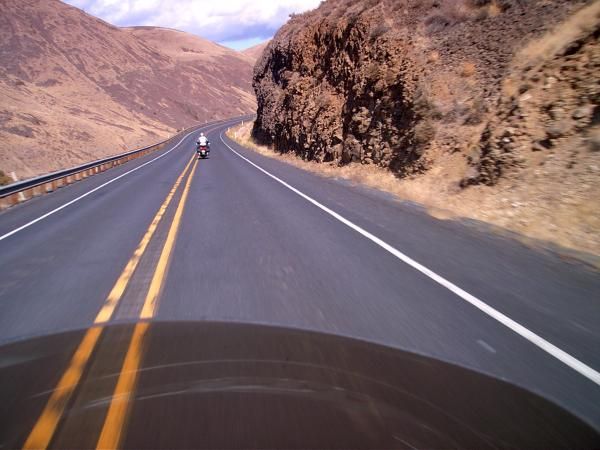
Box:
[0, 117, 245, 211]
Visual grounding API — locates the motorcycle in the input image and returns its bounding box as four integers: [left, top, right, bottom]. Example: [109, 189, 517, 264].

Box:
[197, 144, 209, 159]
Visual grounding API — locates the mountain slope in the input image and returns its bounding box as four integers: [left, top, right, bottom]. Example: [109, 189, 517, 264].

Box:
[242, 41, 271, 62]
[124, 26, 256, 113]
[0, 0, 255, 178]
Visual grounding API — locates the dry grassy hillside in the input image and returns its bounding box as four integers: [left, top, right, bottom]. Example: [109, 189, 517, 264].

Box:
[251, 0, 600, 256]
[0, 0, 256, 179]
[242, 41, 271, 61]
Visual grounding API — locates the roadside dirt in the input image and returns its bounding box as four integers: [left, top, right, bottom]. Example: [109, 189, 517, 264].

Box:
[228, 121, 600, 263]
[249, 0, 600, 260]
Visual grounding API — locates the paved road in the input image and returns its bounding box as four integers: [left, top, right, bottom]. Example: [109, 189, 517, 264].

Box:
[0, 116, 599, 447]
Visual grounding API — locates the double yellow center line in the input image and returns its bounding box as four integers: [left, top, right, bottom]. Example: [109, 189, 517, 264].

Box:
[24, 145, 200, 449]
[97, 153, 198, 449]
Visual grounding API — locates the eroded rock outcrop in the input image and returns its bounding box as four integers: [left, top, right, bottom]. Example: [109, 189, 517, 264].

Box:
[252, 0, 592, 180]
[468, 3, 600, 185]
[253, 4, 424, 175]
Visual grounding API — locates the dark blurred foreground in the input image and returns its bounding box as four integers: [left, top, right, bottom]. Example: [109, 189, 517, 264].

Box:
[0, 321, 598, 449]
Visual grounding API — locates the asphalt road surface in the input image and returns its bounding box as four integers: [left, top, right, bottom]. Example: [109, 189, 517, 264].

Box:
[0, 117, 599, 448]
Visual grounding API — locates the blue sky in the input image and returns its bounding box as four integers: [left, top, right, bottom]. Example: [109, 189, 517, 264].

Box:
[62, 0, 322, 50]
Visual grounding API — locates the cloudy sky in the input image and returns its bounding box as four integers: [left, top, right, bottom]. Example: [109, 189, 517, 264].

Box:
[63, 0, 322, 50]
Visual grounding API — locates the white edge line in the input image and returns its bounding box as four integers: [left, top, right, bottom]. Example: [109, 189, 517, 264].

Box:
[220, 130, 600, 387]
[0, 128, 199, 243]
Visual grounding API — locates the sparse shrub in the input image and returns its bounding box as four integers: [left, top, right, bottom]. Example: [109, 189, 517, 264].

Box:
[358, 0, 381, 14]
[424, 14, 453, 33]
[383, 69, 398, 85]
[316, 92, 336, 109]
[428, 51, 440, 63]
[470, 0, 502, 19]
[468, 0, 506, 16]
[365, 62, 383, 81]
[487, 2, 502, 17]
[463, 98, 488, 125]
[0, 170, 12, 186]
[413, 87, 441, 120]
[467, 0, 492, 6]
[425, 0, 505, 30]
[461, 61, 476, 77]
[430, 107, 444, 121]
[370, 23, 390, 40]
[346, 11, 361, 26]
[7, 125, 34, 138]
[424, 0, 473, 33]
[414, 119, 436, 145]
[588, 127, 600, 152]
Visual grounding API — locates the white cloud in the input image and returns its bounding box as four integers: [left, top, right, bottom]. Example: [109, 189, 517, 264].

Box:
[62, 0, 322, 48]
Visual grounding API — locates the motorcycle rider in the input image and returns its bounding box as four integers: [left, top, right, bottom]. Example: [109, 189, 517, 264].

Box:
[197, 132, 210, 152]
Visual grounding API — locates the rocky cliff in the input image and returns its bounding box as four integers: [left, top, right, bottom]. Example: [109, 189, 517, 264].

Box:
[252, 0, 596, 180]
[251, 0, 600, 255]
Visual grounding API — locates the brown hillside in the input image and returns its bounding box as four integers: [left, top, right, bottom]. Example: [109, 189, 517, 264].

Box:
[243, 41, 271, 62]
[0, 0, 256, 178]
[252, 0, 600, 255]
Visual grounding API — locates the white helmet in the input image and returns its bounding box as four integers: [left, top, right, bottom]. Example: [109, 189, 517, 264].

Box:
[200, 132, 205, 137]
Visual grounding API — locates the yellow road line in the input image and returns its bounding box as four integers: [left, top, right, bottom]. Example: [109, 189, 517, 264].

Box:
[22, 153, 196, 450]
[96, 158, 199, 449]
[95, 154, 195, 323]
[95, 322, 149, 450]
[23, 327, 102, 450]
[140, 158, 199, 319]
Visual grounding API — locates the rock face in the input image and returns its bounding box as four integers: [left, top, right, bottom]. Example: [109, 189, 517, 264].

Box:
[253, 3, 425, 176]
[252, 0, 592, 180]
[0, 0, 256, 178]
[468, 2, 600, 185]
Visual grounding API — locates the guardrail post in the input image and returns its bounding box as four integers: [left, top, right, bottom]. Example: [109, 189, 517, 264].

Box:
[23, 188, 34, 200]
[8, 193, 19, 207]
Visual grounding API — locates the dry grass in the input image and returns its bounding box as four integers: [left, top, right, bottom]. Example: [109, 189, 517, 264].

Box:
[0, 170, 11, 186]
[487, 2, 502, 17]
[514, 0, 600, 70]
[460, 61, 476, 77]
[226, 122, 474, 214]
[1, 0, 256, 178]
[427, 50, 440, 63]
[227, 122, 600, 263]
